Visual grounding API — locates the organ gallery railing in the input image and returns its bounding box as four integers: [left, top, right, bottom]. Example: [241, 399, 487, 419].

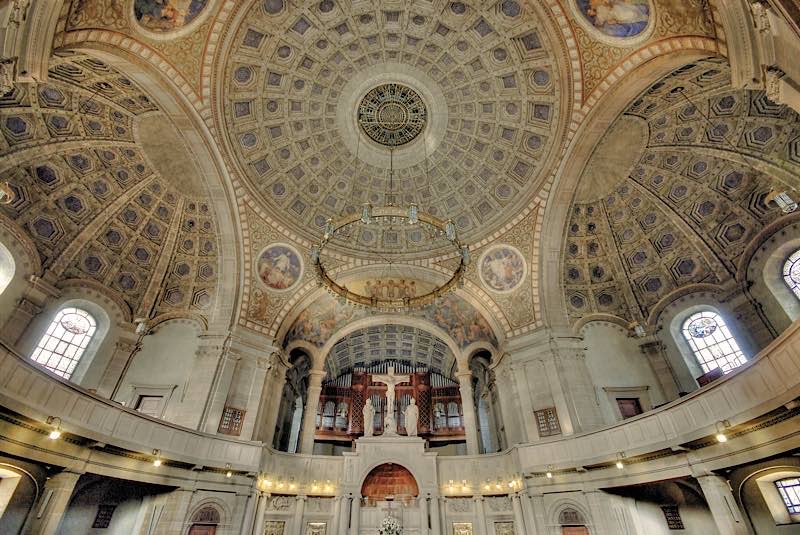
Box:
[314, 364, 466, 444]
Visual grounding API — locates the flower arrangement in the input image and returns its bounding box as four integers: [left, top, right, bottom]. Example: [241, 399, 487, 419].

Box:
[378, 515, 402, 535]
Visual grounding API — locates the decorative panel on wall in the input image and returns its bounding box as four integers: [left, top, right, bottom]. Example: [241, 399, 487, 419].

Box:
[453, 523, 473, 535]
[305, 522, 326, 535]
[494, 522, 514, 535]
[264, 521, 285, 535]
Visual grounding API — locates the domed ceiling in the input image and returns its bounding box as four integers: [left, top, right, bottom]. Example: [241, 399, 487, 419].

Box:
[563, 58, 800, 325]
[0, 54, 221, 321]
[223, 0, 561, 255]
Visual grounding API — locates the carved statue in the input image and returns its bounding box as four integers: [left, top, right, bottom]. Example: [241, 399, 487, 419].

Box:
[372, 366, 410, 435]
[362, 398, 375, 437]
[404, 397, 419, 437]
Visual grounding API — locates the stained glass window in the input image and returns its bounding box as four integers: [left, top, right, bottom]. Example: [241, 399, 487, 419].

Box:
[784, 249, 800, 299]
[775, 478, 800, 515]
[681, 311, 746, 374]
[30, 307, 97, 379]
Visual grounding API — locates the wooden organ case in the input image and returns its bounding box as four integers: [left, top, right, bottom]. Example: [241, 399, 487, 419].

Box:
[314, 363, 466, 446]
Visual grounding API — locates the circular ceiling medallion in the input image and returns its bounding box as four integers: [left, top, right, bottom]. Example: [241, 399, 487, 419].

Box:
[479, 245, 527, 294]
[357, 83, 427, 147]
[256, 243, 303, 292]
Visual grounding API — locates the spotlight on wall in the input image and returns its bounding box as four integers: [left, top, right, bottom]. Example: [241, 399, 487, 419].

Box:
[152, 449, 162, 467]
[546, 465, 553, 479]
[46, 416, 62, 440]
[715, 420, 731, 443]
[225, 463, 232, 478]
[615, 452, 626, 470]
[766, 189, 798, 214]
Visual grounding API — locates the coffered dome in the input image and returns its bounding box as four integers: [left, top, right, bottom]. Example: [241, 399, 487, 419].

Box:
[222, 0, 562, 255]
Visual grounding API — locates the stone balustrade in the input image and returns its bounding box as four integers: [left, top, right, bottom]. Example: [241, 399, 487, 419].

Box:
[0, 321, 798, 482]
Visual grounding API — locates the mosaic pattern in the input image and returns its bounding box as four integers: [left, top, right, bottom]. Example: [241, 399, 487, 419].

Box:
[224, 0, 559, 254]
[358, 83, 426, 146]
[563, 59, 797, 323]
[479, 245, 526, 293]
[257, 243, 302, 291]
[576, 0, 651, 38]
[134, 0, 209, 32]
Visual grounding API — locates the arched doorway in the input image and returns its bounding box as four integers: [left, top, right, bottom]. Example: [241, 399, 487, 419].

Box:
[361, 463, 419, 504]
[187, 506, 220, 535]
[559, 508, 589, 535]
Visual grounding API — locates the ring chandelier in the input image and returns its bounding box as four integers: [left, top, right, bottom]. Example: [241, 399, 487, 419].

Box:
[310, 204, 470, 311]
[311, 82, 470, 311]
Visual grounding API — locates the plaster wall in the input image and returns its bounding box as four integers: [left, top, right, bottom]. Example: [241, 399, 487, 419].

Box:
[582, 322, 666, 424]
[730, 457, 800, 534]
[112, 321, 200, 423]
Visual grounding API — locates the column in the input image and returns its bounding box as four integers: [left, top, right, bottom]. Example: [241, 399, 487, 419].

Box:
[518, 491, 537, 535]
[430, 495, 442, 535]
[527, 492, 547, 534]
[292, 495, 306, 535]
[97, 329, 140, 398]
[299, 370, 326, 454]
[26, 470, 80, 535]
[456, 371, 480, 455]
[238, 491, 257, 535]
[419, 496, 430, 535]
[338, 495, 351, 534]
[251, 491, 269, 535]
[697, 474, 750, 535]
[511, 494, 526, 535]
[349, 494, 361, 535]
[473, 496, 487, 535]
[253, 356, 288, 444]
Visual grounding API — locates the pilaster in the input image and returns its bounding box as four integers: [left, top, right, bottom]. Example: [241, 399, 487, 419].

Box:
[696, 474, 750, 535]
[96, 327, 140, 399]
[26, 469, 81, 535]
[638, 337, 680, 401]
[170, 332, 229, 430]
[1, 275, 59, 348]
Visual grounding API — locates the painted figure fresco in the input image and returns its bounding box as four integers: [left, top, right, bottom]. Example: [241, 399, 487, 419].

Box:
[283, 288, 497, 349]
[479, 246, 525, 293]
[134, 0, 208, 32]
[257, 244, 302, 291]
[576, 0, 650, 38]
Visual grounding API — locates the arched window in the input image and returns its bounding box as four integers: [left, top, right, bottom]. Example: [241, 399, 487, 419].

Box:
[30, 307, 97, 379]
[784, 249, 800, 300]
[775, 477, 800, 515]
[681, 311, 746, 374]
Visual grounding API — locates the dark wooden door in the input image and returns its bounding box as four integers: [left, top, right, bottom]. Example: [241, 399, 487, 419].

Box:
[562, 527, 589, 535]
[188, 525, 216, 535]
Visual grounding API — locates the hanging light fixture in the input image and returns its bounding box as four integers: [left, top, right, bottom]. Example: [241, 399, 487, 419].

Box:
[312, 148, 468, 311]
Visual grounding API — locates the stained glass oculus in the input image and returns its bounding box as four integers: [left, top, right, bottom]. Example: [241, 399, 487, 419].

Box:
[357, 83, 427, 146]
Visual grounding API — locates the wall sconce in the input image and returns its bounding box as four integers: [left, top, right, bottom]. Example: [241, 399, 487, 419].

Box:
[615, 452, 626, 470]
[225, 464, 232, 478]
[46, 416, 62, 440]
[546, 465, 553, 479]
[629, 322, 646, 338]
[152, 449, 162, 467]
[766, 189, 798, 214]
[715, 420, 731, 443]
[461, 480, 469, 493]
